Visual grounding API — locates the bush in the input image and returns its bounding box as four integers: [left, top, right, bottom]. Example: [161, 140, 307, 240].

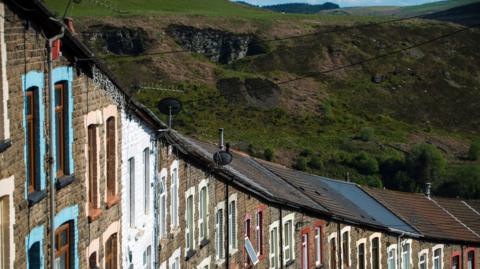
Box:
[406, 143, 446, 188]
[355, 175, 383, 188]
[359, 127, 375, 142]
[295, 157, 307, 171]
[350, 152, 379, 175]
[435, 165, 480, 199]
[264, 148, 274, 161]
[468, 140, 480, 161]
[320, 102, 335, 123]
[300, 149, 313, 157]
[308, 156, 323, 170]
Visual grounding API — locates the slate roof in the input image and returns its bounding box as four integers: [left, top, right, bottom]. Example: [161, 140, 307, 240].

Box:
[433, 197, 480, 238]
[363, 187, 480, 243]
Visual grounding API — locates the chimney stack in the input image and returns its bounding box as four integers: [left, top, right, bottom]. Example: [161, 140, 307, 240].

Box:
[425, 182, 432, 198]
[64, 17, 75, 33]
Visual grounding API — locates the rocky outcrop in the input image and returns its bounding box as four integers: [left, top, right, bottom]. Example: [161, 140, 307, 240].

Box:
[216, 77, 280, 109]
[82, 24, 151, 55]
[166, 24, 265, 64]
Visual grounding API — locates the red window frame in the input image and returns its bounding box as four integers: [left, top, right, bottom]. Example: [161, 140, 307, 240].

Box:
[244, 214, 252, 268]
[314, 220, 324, 267]
[451, 251, 461, 269]
[465, 248, 476, 269]
[301, 227, 310, 269]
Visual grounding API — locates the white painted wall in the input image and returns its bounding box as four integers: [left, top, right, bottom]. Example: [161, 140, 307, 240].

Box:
[121, 111, 156, 269]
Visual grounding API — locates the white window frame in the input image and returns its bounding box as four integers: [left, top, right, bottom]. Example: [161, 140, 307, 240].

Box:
[328, 232, 338, 269]
[159, 261, 166, 269]
[169, 247, 181, 269]
[143, 147, 150, 216]
[170, 160, 179, 231]
[228, 193, 238, 253]
[400, 239, 412, 269]
[369, 233, 382, 269]
[418, 249, 429, 269]
[159, 168, 168, 238]
[215, 201, 225, 264]
[128, 157, 135, 228]
[282, 213, 295, 265]
[356, 238, 367, 269]
[386, 244, 397, 269]
[198, 179, 209, 243]
[185, 186, 196, 255]
[197, 256, 211, 269]
[301, 232, 309, 269]
[255, 209, 263, 257]
[314, 226, 322, 267]
[432, 244, 444, 269]
[0, 176, 14, 269]
[269, 220, 280, 269]
[143, 245, 152, 269]
[341, 226, 351, 269]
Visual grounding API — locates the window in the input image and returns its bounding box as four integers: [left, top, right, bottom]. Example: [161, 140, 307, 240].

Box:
[371, 236, 380, 269]
[185, 190, 194, 253]
[215, 205, 225, 261]
[433, 245, 443, 269]
[314, 226, 322, 267]
[159, 171, 167, 237]
[245, 217, 251, 266]
[89, 252, 97, 269]
[26, 88, 40, 193]
[0, 196, 9, 268]
[284, 220, 293, 263]
[106, 117, 116, 201]
[169, 248, 181, 269]
[341, 228, 350, 268]
[143, 246, 151, 269]
[199, 179, 209, 243]
[358, 242, 365, 269]
[401, 241, 410, 269]
[467, 250, 475, 269]
[171, 162, 179, 229]
[270, 224, 279, 269]
[451, 254, 460, 269]
[387, 245, 396, 269]
[88, 124, 99, 213]
[330, 237, 337, 269]
[301, 230, 309, 269]
[128, 157, 135, 227]
[419, 252, 427, 269]
[143, 148, 150, 215]
[55, 222, 72, 269]
[105, 233, 118, 269]
[28, 242, 42, 269]
[228, 196, 237, 252]
[54, 82, 69, 177]
[197, 256, 211, 269]
[256, 210, 263, 257]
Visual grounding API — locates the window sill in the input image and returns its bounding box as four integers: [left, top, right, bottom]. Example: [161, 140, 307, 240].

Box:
[0, 139, 11, 153]
[199, 238, 210, 249]
[316, 265, 324, 269]
[28, 190, 47, 207]
[106, 195, 120, 209]
[88, 208, 102, 222]
[185, 249, 196, 261]
[55, 175, 75, 190]
[285, 260, 295, 267]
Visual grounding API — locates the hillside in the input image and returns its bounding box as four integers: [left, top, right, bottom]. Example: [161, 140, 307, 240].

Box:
[46, 0, 480, 198]
[260, 3, 340, 14]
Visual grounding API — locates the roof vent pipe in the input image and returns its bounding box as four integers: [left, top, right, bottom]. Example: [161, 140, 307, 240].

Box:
[425, 182, 432, 198]
[218, 128, 224, 150]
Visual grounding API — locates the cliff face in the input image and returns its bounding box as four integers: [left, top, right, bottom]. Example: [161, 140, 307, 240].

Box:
[82, 25, 151, 55]
[166, 24, 265, 64]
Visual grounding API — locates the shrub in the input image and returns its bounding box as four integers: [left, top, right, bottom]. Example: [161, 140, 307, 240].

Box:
[264, 148, 274, 161]
[300, 149, 313, 157]
[406, 143, 446, 188]
[295, 157, 307, 171]
[359, 127, 374, 141]
[320, 102, 335, 123]
[308, 156, 323, 170]
[435, 165, 480, 199]
[468, 139, 480, 161]
[350, 152, 379, 175]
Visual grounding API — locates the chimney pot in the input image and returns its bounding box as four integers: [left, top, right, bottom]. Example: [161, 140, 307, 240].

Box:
[425, 182, 432, 198]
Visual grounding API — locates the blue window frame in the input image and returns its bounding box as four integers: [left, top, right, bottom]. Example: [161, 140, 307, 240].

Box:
[25, 225, 44, 269]
[54, 205, 79, 269]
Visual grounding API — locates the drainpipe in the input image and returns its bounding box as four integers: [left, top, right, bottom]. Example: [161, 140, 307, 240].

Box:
[47, 27, 65, 269]
[153, 138, 159, 268]
[225, 181, 229, 269]
[337, 223, 342, 269]
[461, 245, 464, 269]
[279, 207, 283, 269]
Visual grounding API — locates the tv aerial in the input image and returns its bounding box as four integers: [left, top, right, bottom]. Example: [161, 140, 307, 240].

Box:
[213, 128, 233, 166]
[157, 97, 182, 129]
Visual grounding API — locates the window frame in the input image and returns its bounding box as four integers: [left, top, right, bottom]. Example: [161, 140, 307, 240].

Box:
[87, 123, 101, 220]
[418, 249, 429, 269]
[255, 207, 265, 259]
[356, 238, 367, 269]
[244, 215, 252, 267]
[314, 223, 324, 267]
[269, 221, 279, 269]
[369, 233, 382, 269]
[432, 244, 444, 269]
[215, 202, 226, 263]
[143, 147, 150, 215]
[55, 222, 72, 269]
[105, 233, 118, 269]
[228, 193, 238, 253]
[341, 226, 351, 269]
[159, 168, 168, 238]
[170, 160, 179, 230]
[198, 179, 209, 244]
[0, 195, 9, 268]
[328, 232, 337, 269]
[185, 186, 196, 255]
[282, 213, 295, 265]
[466, 247, 475, 269]
[386, 244, 397, 269]
[128, 157, 135, 228]
[105, 116, 117, 205]
[451, 251, 461, 269]
[301, 227, 310, 269]
[54, 82, 68, 178]
[169, 247, 181, 269]
[401, 239, 412, 269]
[26, 89, 39, 194]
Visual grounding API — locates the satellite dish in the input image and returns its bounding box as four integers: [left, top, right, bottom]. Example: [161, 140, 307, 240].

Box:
[213, 151, 233, 166]
[157, 97, 182, 115]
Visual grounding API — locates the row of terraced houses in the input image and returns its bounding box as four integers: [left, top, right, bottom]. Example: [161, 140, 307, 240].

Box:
[0, 1, 479, 269]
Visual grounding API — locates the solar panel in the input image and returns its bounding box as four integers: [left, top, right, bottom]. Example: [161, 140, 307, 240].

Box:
[244, 236, 259, 265]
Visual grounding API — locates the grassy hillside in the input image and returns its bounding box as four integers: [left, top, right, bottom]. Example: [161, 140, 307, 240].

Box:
[45, 0, 480, 197]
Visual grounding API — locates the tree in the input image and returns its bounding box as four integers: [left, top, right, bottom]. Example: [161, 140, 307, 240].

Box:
[264, 148, 274, 161]
[468, 139, 480, 161]
[308, 156, 323, 170]
[295, 157, 307, 171]
[350, 152, 379, 175]
[435, 165, 480, 199]
[406, 143, 446, 190]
